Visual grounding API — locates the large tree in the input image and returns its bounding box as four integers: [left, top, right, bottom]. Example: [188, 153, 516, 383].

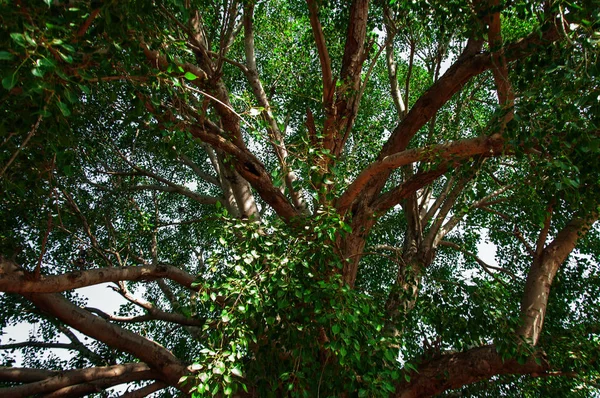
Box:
[1, 0, 599, 396]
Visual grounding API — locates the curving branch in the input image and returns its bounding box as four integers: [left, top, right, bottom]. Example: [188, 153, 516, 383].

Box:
[519, 212, 599, 345]
[0, 363, 158, 398]
[0, 261, 198, 294]
[394, 345, 549, 398]
[306, 0, 334, 108]
[339, 20, 562, 215]
[243, 3, 306, 212]
[337, 135, 504, 212]
[22, 292, 189, 388]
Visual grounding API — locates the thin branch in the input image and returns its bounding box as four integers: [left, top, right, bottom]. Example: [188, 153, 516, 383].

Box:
[0, 341, 76, 350]
[120, 381, 168, 398]
[438, 183, 515, 244]
[126, 184, 220, 205]
[242, 3, 306, 211]
[439, 241, 520, 283]
[383, 4, 406, 118]
[423, 176, 455, 225]
[535, 201, 554, 258]
[178, 153, 221, 187]
[57, 324, 106, 365]
[59, 189, 113, 267]
[306, 0, 334, 107]
[0, 112, 44, 178]
[85, 306, 205, 327]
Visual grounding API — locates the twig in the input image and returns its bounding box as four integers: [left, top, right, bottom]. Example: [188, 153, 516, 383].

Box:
[0, 113, 43, 178]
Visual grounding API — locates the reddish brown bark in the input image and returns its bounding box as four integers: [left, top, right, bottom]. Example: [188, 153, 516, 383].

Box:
[337, 135, 504, 212]
[337, 22, 561, 217]
[394, 345, 549, 398]
[24, 293, 189, 389]
[519, 213, 599, 345]
[0, 263, 197, 294]
[1, 363, 158, 398]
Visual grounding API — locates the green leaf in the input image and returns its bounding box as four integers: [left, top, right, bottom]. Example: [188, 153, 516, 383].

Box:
[184, 71, 198, 81]
[10, 33, 27, 47]
[404, 362, 418, 373]
[332, 324, 341, 335]
[0, 51, 14, 61]
[2, 74, 17, 90]
[57, 101, 71, 117]
[57, 51, 73, 64]
[32, 68, 45, 77]
[231, 367, 243, 378]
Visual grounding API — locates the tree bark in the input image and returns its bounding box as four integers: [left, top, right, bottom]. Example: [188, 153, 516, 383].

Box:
[519, 213, 599, 345]
[1, 363, 157, 398]
[394, 345, 549, 398]
[23, 293, 189, 389]
[0, 262, 197, 294]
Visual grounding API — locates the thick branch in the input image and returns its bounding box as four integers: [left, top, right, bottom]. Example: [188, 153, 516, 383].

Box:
[0, 368, 57, 383]
[485, 0, 515, 110]
[190, 122, 299, 221]
[307, 0, 334, 107]
[243, 3, 306, 211]
[24, 293, 188, 388]
[394, 345, 549, 398]
[1, 363, 156, 398]
[0, 262, 197, 294]
[519, 212, 599, 345]
[43, 370, 162, 398]
[339, 21, 561, 215]
[338, 135, 503, 212]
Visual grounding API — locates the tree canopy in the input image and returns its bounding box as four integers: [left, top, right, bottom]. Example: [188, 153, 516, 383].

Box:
[1, 0, 599, 396]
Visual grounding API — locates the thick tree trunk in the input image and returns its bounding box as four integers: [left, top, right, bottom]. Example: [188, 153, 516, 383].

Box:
[340, 205, 377, 287]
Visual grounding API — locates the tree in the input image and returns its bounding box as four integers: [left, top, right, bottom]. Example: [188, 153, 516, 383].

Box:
[1, 0, 599, 396]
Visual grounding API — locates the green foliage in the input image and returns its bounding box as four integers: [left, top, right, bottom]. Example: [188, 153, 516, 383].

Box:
[188, 211, 399, 396]
[1, 0, 600, 397]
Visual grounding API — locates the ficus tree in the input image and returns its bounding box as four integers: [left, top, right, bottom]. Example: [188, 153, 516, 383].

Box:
[1, 0, 599, 396]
